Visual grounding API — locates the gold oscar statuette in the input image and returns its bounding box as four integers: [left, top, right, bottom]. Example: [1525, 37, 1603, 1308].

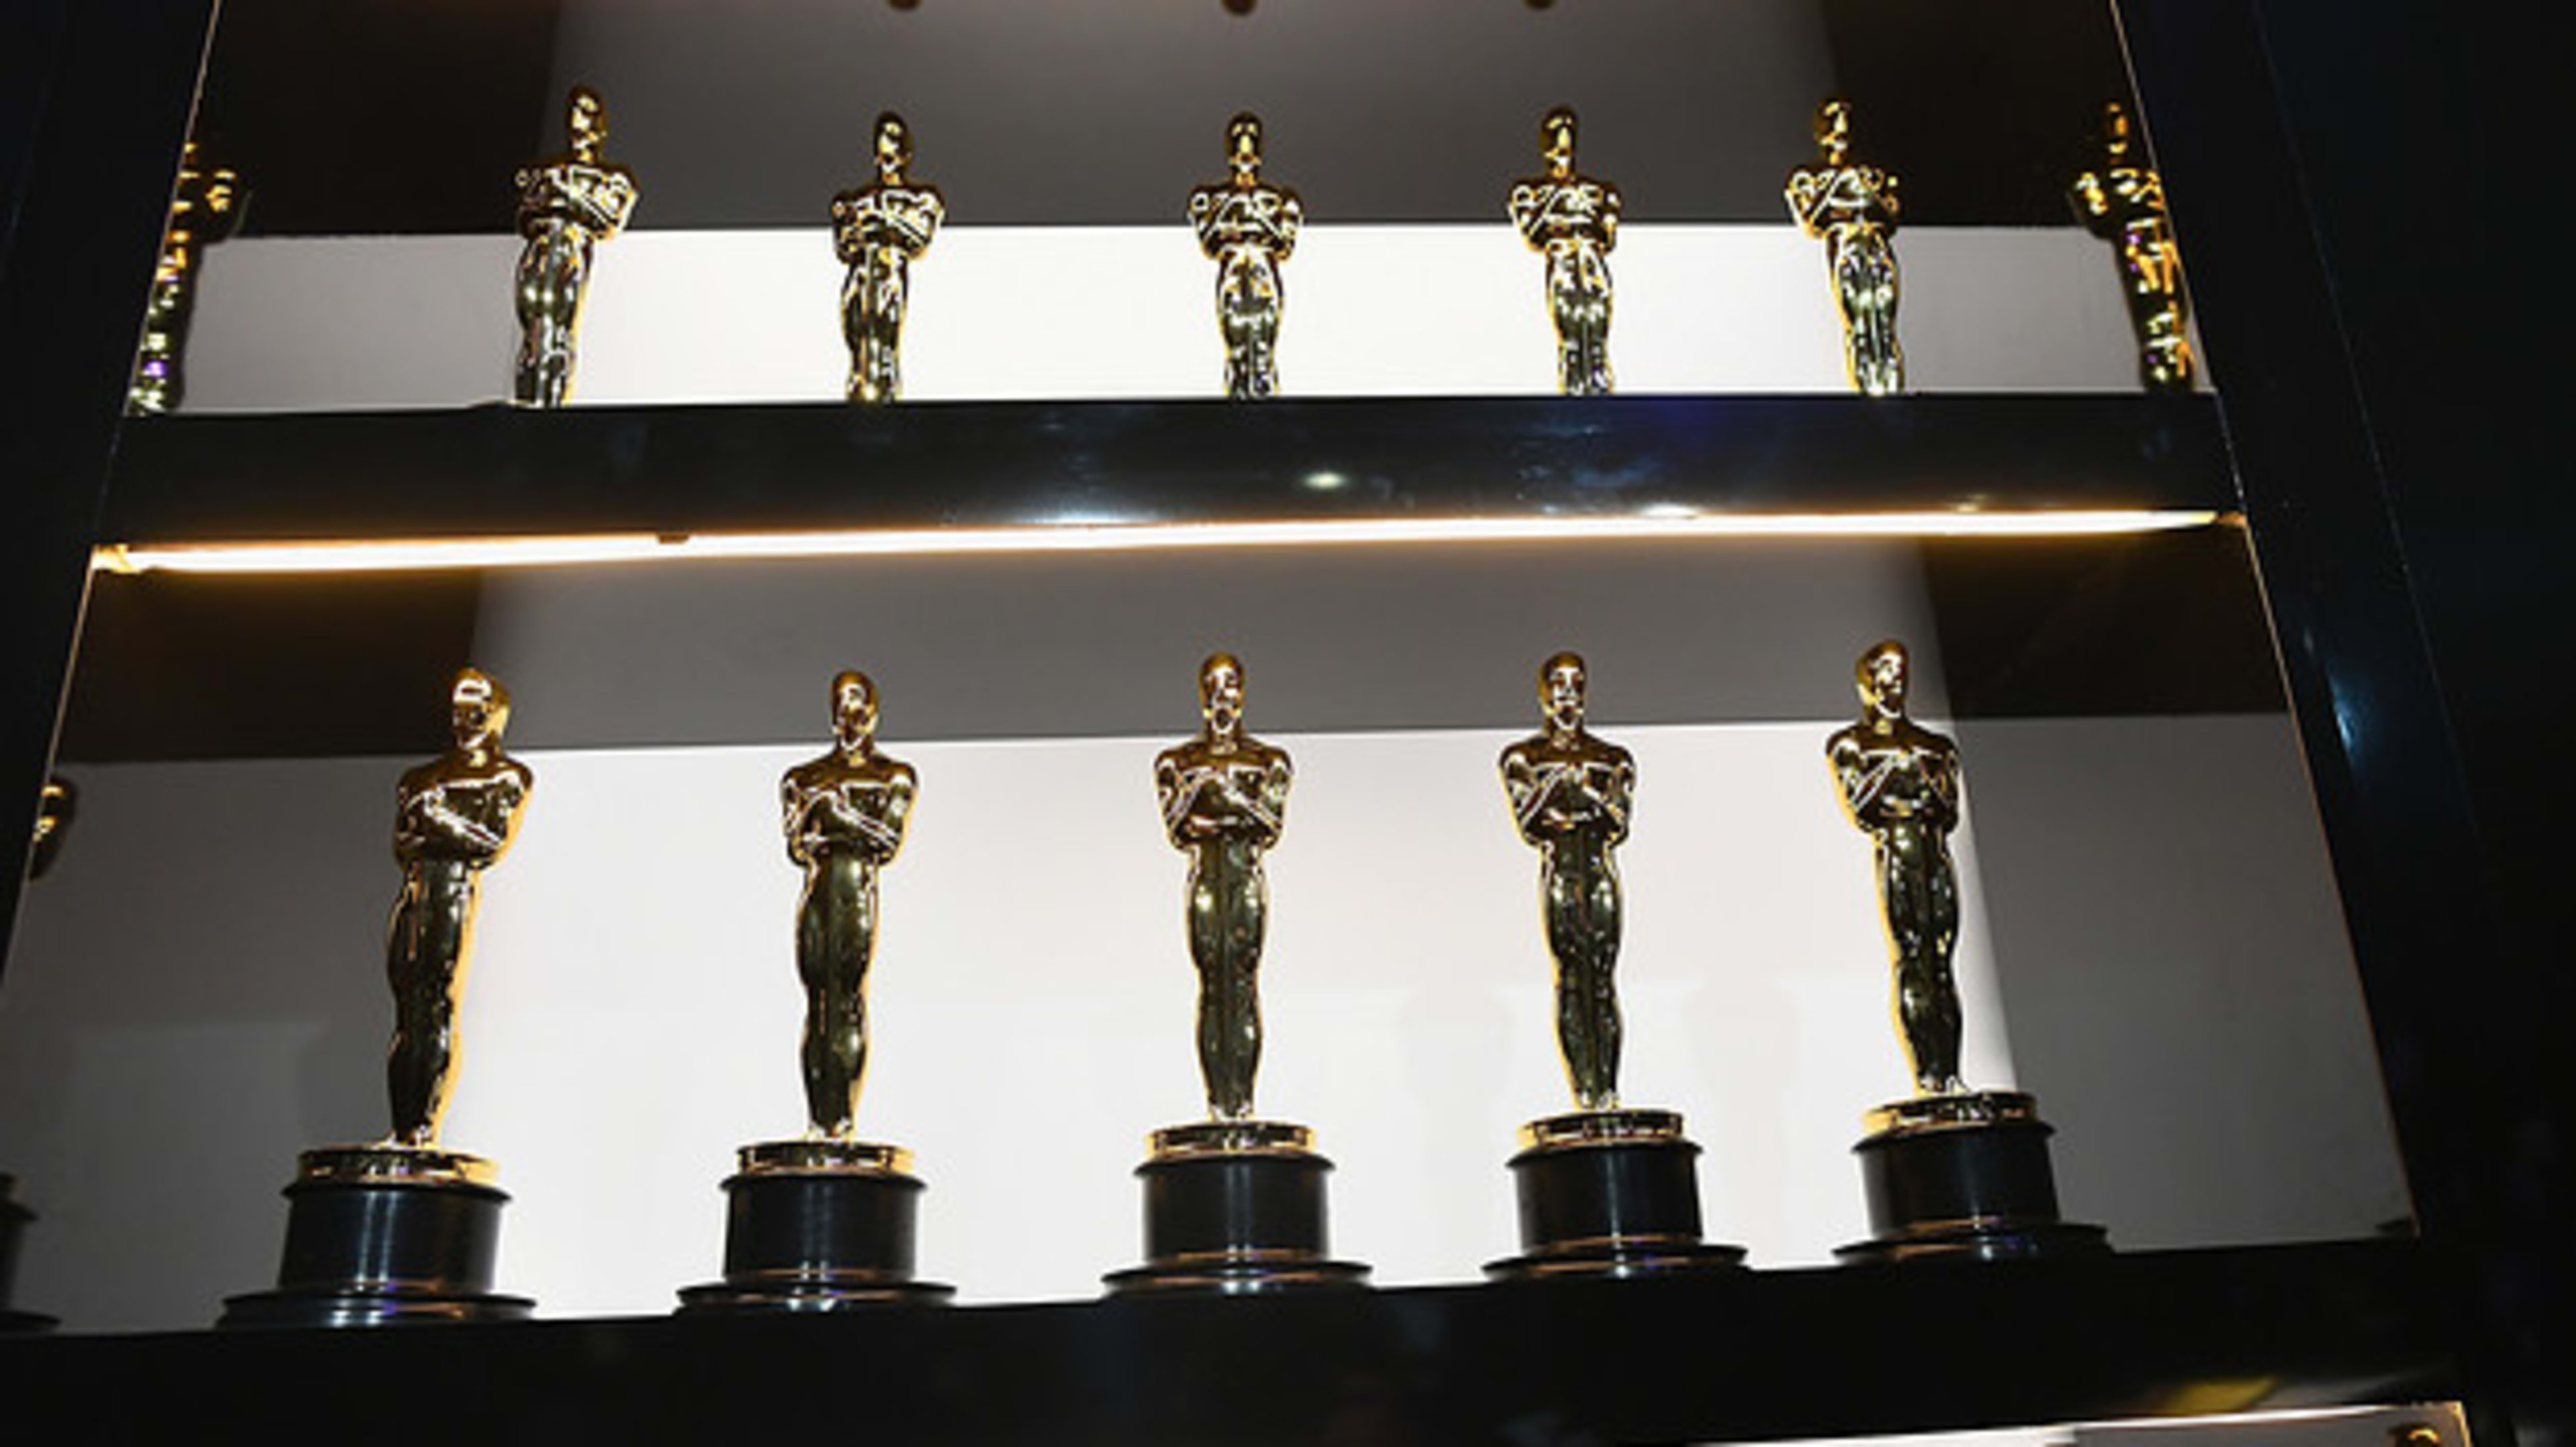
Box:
[1154, 653, 1293, 1130]
[127, 142, 243, 415]
[1189, 113, 1303, 400]
[383, 668, 535, 1155]
[1499, 652, 1636, 1112]
[1786, 98, 1905, 396]
[833, 113, 945, 405]
[779, 670, 918, 1142]
[221, 669, 540, 1326]
[1508, 107, 1622, 397]
[679, 670, 951, 1310]
[1825, 641, 1964, 1096]
[513, 86, 638, 408]
[1487, 653, 1743, 1278]
[1822, 641, 2111, 1263]
[1110, 653, 1366, 1293]
[2070, 100, 2196, 392]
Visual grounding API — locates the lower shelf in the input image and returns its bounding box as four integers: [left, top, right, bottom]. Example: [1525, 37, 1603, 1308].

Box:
[0, 1240, 2445, 1444]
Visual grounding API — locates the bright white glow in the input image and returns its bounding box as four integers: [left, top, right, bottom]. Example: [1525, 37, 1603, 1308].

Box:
[1303, 470, 1349, 491]
[101, 510, 2224, 576]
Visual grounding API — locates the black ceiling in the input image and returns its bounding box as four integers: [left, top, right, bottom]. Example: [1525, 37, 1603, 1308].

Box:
[195, 0, 2137, 237]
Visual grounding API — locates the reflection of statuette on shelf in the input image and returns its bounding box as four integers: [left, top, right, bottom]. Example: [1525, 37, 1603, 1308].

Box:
[29, 776, 76, 882]
[1824, 640, 2106, 1263]
[127, 142, 244, 415]
[512, 86, 638, 408]
[2070, 100, 2196, 392]
[225, 669, 537, 1326]
[1786, 98, 1904, 396]
[1108, 653, 1366, 1295]
[1188, 113, 1302, 400]
[682, 670, 950, 1311]
[833, 113, 945, 405]
[1507, 107, 1621, 397]
[1487, 654, 1743, 1280]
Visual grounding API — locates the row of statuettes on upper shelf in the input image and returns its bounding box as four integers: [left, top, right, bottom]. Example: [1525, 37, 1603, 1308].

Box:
[125, 89, 2197, 419]
[184, 643, 2114, 1326]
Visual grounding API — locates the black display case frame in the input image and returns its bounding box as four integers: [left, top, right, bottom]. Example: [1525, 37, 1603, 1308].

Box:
[1, 1, 2561, 1442]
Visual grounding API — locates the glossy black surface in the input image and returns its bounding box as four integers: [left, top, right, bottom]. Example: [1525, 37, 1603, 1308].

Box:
[2121, 1, 2573, 1439]
[1108, 1148, 1368, 1295]
[221, 1176, 531, 1329]
[105, 394, 2234, 545]
[678, 1167, 950, 1311]
[0, 1242, 2449, 1443]
[1491, 1134, 1746, 1279]
[0, 0, 209, 985]
[1843, 1114, 2107, 1265]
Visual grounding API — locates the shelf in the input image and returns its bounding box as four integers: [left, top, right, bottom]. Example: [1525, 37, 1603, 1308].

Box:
[0, 1242, 2443, 1443]
[103, 394, 2233, 548]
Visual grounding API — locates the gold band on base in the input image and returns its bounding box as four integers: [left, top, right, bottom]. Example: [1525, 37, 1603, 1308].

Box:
[1864, 1089, 2039, 1138]
[297, 1144, 499, 1188]
[1517, 1108, 1686, 1152]
[1148, 1120, 1314, 1158]
[738, 1138, 915, 1177]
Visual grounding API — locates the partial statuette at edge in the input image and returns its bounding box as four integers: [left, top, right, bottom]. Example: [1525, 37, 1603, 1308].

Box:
[1487, 653, 1743, 1279]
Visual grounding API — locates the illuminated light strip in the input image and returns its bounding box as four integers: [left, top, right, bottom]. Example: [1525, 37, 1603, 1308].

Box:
[99, 508, 2226, 576]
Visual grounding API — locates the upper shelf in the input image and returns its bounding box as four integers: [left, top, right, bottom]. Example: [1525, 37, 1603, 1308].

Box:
[103, 394, 2233, 549]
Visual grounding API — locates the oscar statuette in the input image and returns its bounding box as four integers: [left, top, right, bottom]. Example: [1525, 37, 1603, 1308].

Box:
[1507, 107, 1621, 397]
[680, 672, 951, 1310]
[1786, 98, 1905, 396]
[512, 86, 638, 408]
[1104, 654, 1368, 1294]
[833, 113, 944, 405]
[1486, 655, 1743, 1279]
[1825, 641, 2107, 1262]
[223, 669, 538, 1326]
[1189, 113, 1302, 400]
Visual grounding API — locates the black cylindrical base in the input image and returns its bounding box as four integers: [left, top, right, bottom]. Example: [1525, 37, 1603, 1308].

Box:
[1487, 1128, 1746, 1279]
[1837, 1096, 2110, 1264]
[1104, 1138, 1368, 1295]
[677, 1161, 951, 1312]
[222, 1173, 532, 1327]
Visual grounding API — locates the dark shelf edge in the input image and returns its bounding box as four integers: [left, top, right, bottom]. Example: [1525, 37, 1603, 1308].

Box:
[0, 1240, 2449, 1444]
[102, 394, 2236, 546]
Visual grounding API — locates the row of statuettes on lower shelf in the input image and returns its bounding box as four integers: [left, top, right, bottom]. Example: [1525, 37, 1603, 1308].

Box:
[177, 1086, 2112, 1330]
[1, 641, 2108, 1329]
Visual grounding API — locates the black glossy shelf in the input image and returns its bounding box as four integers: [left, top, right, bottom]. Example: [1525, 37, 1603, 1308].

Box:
[0, 1241, 2445, 1444]
[103, 394, 2235, 545]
